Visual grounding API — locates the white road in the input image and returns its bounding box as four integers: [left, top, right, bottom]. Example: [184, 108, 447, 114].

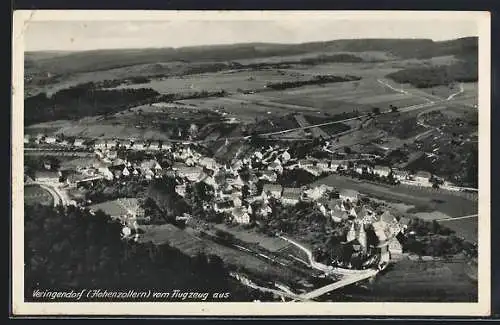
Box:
[446, 83, 465, 101]
[437, 214, 478, 222]
[300, 269, 379, 300]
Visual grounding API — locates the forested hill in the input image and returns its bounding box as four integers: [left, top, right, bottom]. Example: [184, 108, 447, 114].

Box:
[25, 37, 477, 75]
[24, 204, 261, 302]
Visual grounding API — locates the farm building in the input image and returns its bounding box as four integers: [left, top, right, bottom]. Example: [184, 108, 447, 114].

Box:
[413, 170, 432, 185]
[373, 165, 392, 178]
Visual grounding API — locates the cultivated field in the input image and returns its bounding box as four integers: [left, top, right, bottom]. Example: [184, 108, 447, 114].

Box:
[112, 69, 307, 94]
[177, 76, 428, 122]
[139, 223, 302, 282]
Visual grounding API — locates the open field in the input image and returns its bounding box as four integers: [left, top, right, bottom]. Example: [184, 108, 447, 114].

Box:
[437, 216, 478, 243]
[247, 79, 427, 113]
[178, 76, 428, 122]
[111, 69, 307, 94]
[24, 185, 54, 207]
[213, 224, 290, 253]
[328, 259, 477, 302]
[313, 174, 477, 218]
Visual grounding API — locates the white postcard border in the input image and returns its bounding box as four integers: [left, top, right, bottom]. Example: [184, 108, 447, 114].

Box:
[11, 10, 491, 316]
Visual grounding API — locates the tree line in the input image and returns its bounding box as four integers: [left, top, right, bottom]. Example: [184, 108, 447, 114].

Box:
[265, 75, 361, 90]
[386, 60, 477, 88]
[24, 83, 160, 126]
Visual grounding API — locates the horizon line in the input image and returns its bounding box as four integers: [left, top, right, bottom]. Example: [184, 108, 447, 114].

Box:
[25, 35, 478, 54]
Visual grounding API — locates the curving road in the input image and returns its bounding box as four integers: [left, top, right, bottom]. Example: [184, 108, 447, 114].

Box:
[35, 183, 68, 207]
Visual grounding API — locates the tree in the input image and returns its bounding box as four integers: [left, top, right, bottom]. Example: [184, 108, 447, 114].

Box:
[344, 146, 352, 154]
[390, 105, 399, 112]
[372, 107, 381, 115]
[25, 204, 254, 301]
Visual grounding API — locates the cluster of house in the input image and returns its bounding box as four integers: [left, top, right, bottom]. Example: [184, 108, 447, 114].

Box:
[26, 132, 440, 189]
[338, 207, 406, 270]
[349, 163, 435, 186]
[24, 134, 171, 152]
[246, 144, 436, 188]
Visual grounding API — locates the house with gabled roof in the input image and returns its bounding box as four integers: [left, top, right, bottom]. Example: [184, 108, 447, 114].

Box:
[107, 139, 118, 149]
[214, 200, 234, 213]
[282, 188, 302, 206]
[392, 169, 409, 181]
[35, 170, 61, 183]
[148, 141, 161, 151]
[44, 136, 57, 144]
[261, 184, 282, 200]
[132, 140, 146, 151]
[258, 170, 277, 182]
[373, 165, 391, 178]
[413, 170, 432, 185]
[73, 138, 85, 147]
[232, 207, 251, 224]
[339, 189, 359, 203]
[94, 139, 107, 149]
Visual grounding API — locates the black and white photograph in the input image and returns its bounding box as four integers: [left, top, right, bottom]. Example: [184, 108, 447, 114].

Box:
[11, 10, 490, 316]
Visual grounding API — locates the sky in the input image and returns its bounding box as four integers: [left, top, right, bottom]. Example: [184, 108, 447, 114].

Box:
[24, 19, 478, 52]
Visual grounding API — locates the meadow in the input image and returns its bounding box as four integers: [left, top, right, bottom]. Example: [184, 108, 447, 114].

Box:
[24, 185, 54, 207]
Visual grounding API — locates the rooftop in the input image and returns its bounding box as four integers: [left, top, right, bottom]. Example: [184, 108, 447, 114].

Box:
[262, 184, 283, 192]
[282, 187, 302, 199]
[339, 189, 359, 197]
[374, 165, 391, 171]
[36, 170, 60, 179]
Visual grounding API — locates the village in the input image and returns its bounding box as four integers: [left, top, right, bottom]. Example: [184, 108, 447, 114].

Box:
[25, 131, 454, 275]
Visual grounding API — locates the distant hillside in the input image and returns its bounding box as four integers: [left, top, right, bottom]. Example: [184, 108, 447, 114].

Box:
[25, 37, 478, 75]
